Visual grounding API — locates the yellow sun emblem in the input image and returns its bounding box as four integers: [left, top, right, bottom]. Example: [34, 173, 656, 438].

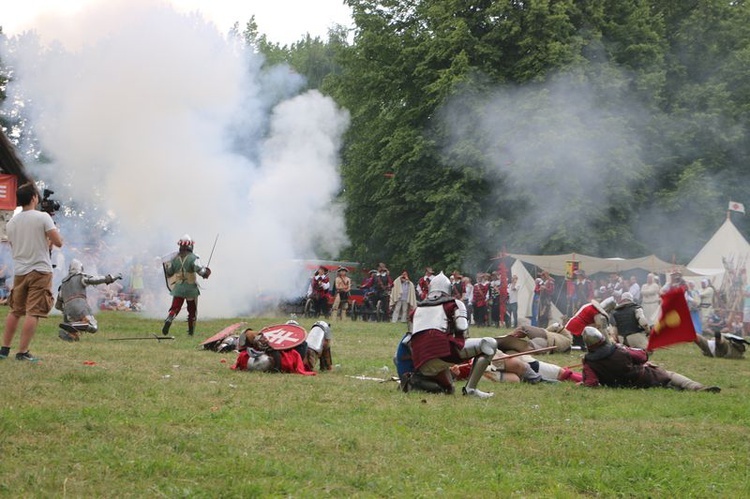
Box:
[653, 310, 681, 335]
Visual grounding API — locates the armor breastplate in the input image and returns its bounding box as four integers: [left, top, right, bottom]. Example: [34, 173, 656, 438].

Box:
[611, 304, 642, 335]
[60, 274, 87, 302]
[413, 303, 449, 334]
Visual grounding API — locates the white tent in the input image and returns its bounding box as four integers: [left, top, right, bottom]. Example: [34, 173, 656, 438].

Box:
[511, 259, 563, 325]
[687, 216, 750, 287]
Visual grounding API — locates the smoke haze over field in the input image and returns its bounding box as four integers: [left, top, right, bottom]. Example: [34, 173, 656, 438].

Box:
[439, 69, 724, 262]
[1, 0, 350, 317]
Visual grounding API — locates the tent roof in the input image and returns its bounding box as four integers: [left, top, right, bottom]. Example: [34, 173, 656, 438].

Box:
[502, 253, 687, 277]
[687, 216, 750, 275]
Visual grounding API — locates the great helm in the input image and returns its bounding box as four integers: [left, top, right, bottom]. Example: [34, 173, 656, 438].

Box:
[582, 327, 605, 348]
[68, 259, 84, 274]
[178, 234, 194, 251]
[427, 271, 451, 297]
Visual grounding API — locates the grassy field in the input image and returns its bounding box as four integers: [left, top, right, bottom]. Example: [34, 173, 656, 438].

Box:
[0, 309, 749, 498]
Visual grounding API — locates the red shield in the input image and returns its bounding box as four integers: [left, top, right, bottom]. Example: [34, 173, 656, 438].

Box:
[200, 322, 247, 348]
[260, 323, 307, 351]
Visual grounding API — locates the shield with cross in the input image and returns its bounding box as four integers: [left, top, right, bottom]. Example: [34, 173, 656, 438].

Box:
[259, 323, 308, 351]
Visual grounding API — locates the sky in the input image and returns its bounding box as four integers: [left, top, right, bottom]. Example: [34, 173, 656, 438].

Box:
[0, 0, 353, 45]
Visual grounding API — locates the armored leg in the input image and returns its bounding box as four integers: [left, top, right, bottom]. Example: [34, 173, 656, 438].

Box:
[459, 337, 497, 398]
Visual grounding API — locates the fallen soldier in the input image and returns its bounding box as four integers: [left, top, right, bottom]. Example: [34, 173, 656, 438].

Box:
[232, 321, 315, 375]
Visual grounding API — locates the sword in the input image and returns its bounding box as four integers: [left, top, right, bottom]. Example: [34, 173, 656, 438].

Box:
[109, 334, 175, 341]
[206, 233, 219, 268]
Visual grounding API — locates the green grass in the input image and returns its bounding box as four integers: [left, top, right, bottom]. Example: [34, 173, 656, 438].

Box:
[1, 310, 749, 497]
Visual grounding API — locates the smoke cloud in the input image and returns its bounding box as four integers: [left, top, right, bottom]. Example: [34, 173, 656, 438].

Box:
[2, 0, 350, 317]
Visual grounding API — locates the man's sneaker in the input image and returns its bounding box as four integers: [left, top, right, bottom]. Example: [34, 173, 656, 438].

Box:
[15, 351, 40, 362]
[0, 346, 10, 359]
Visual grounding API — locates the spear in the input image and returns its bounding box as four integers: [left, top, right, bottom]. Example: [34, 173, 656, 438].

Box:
[109, 334, 175, 341]
[453, 345, 557, 371]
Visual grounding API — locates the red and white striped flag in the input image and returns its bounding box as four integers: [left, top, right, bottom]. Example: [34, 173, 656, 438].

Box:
[728, 201, 745, 214]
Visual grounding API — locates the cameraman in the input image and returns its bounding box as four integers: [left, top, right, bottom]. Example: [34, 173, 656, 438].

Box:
[0, 182, 63, 362]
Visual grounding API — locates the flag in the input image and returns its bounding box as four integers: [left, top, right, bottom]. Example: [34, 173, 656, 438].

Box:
[0, 174, 17, 211]
[728, 201, 745, 214]
[647, 288, 697, 350]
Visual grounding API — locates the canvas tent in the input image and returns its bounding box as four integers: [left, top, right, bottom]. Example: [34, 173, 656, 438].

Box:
[505, 252, 683, 277]
[687, 216, 750, 288]
[511, 259, 563, 325]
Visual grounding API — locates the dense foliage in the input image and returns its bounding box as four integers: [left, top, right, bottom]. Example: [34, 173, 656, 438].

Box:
[3, 1, 750, 275]
[327, 0, 750, 274]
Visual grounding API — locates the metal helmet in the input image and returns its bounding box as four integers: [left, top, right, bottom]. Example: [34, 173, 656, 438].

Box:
[600, 296, 617, 313]
[583, 327, 605, 348]
[312, 320, 331, 337]
[68, 259, 84, 274]
[428, 271, 451, 297]
[286, 320, 300, 326]
[178, 234, 194, 251]
[620, 292, 634, 303]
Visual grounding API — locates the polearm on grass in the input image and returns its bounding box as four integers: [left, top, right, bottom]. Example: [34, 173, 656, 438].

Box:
[109, 334, 175, 341]
[453, 345, 557, 371]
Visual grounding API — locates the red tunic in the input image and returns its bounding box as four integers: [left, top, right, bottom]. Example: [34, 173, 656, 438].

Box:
[410, 301, 464, 370]
[565, 302, 601, 336]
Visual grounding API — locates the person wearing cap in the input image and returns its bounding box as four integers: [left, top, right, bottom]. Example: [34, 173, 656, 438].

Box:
[581, 327, 720, 392]
[609, 291, 650, 349]
[331, 267, 351, 320]
[417, 267, 433, 301]
[389, 270, 416, 323]
[161, 235, 211, 336]
[310, 265, 332, 318]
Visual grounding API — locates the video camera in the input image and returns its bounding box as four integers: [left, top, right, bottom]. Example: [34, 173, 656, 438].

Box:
[40, 189, 61, 215]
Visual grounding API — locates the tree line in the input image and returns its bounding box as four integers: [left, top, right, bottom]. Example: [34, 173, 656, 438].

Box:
[4, 1, 750, 277]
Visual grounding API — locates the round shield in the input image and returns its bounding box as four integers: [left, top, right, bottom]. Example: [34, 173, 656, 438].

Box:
[200, 322, 247, 348]
[259, 323, 308, 351]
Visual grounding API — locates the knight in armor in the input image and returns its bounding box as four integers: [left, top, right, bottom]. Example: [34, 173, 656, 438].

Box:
[581, 327, 720, 392]
[232, 322, 315, 375]
[609, 292, 650, 350]
[562, 296, 617, 346]
[304, 320, 333, 371]
[55, 259, 122, 342]
[161, 235, 211, 336]
[405, 272, 542, 399]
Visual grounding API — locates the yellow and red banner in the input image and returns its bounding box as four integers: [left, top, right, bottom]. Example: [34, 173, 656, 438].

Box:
[647, 288, 697, 350]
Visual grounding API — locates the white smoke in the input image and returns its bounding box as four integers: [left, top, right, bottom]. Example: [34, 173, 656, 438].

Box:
[2, 0, 350, 317]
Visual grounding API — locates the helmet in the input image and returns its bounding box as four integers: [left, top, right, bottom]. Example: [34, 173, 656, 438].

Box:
[286, 320, 300, 326]
[620, 292, 633, 303]
[178, 234, 194, 251]
[428, 271, 451, 297]
[583, 327, 605, 348]
[68, 259, 84, 274]
[313, 320, 331, 337]
[599, 296, 617, 313]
